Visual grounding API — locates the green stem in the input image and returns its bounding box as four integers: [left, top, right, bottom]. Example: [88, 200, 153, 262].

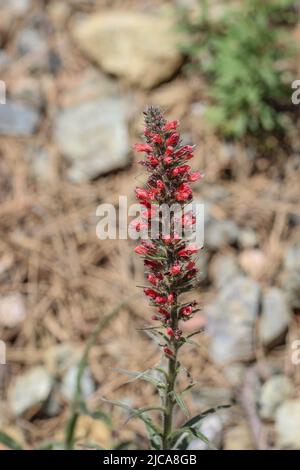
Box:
[162, 292, 179, 450]
[162, 350, 178, 449]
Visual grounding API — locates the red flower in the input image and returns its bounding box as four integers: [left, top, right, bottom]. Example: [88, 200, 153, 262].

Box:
[163, 346, 173, 356]
[182, 212, 196, 226]
[164, 156, 173, 165]
[166, 327, 174, 337]
[168, 293, 174, 303]
[144, 288, 158, 298]
[156, 180, 165, 190]
[134, 143, 153, 153]
[155, 296, 168, 304]
[175, 145, 194, 158]
[170, 264, 181, 275]
[172, 165, 190, 176]
[135, 245, 149, 255]
[158, 307, 170, 318]
[165, 146, 174, 156]
[147, 274, 158, 286]
[178, 244, 199, 257]
[148, 156, 159, 167]
[181, 306, 193, 317]
[188, 171, 202, 182]
[186, 261, 195, 270]
[164, 120, 179, 131]
[166, 133, 180, 146]
[175, 183, 192, 201]
[152, 134, 163, 144]
[135, 187, 157, 201]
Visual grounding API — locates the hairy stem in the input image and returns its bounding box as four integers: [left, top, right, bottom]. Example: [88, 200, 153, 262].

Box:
[162, 285, 179, 449]
[162, 350, 178, 449]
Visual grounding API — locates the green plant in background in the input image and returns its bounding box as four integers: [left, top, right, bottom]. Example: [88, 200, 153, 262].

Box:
[180, 0, 298, 138]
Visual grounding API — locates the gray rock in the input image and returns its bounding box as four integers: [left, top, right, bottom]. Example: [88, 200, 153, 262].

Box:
[9, 366, 53, 416]
[205, 219, 239, 250]
[72, 11, 183, 88]
[259, 375, 293, 421]
[281, 271, 300, 310]
[210, 254, 240, 289]
[16, 28, 47, 56]
[284, 243, 300, 272]
[0, 100, 40, 135]
[188, 414, 223, 450]
[259, 288, 291, 346]
[54, 96, 130, 182]
[60, 365, 95, 401]
[281, 244, 300, 309]
[276, 399, 300, 449]
[207, 276, 260, 364]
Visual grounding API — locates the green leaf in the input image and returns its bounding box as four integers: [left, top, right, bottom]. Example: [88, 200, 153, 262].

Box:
[101, 397, 162, 441]
[0, 431, 23, 450]
[79, 401, 111, 426]
[172, 391, 190, 417]
[113, 368, 166, 389]
[182, 404, 231, 429]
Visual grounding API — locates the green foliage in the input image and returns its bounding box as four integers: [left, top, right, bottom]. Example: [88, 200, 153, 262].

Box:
[0, 431, 23, 450]
[180, 0, 297, 138]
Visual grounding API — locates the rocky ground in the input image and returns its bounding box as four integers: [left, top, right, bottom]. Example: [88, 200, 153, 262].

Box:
[0, 0, 300, 450]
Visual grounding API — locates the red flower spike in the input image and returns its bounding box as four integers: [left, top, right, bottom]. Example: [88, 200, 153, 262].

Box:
[134, 106, 201, 348]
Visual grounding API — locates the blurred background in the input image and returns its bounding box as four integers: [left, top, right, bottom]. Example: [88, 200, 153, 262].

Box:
[0, 0, 300, 450]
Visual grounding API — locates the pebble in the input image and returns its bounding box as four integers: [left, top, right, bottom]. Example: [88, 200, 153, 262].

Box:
[259, 288, 291, 347]
[54, 96, 130, 182]
[259, 375, 293, 421]
[206, 276, 260, 364]
[72, 11, 183, 88]
[205, 219, 239, 250]
[275, 399, 300, 449]
[9, 367, 53, 416]
[60, 365, 95, 402]
[0, 293, 26, 328]
[0, 100, 40, 136]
